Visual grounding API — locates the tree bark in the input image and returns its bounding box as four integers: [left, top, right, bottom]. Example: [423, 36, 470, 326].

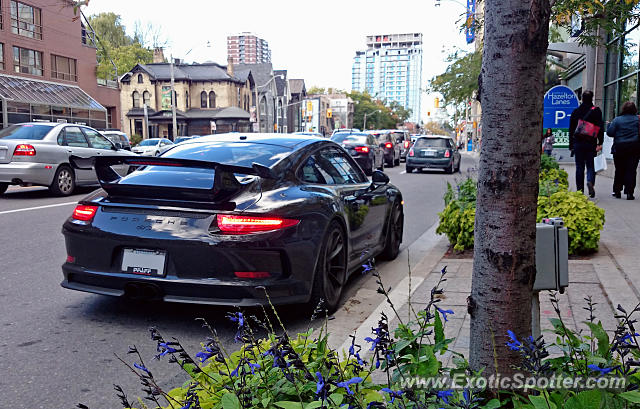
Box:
[470, 0, 550, 376]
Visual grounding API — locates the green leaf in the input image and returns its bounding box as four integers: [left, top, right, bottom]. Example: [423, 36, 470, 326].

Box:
[275, 401, 304, 409]
[484, 399, 502, 409]
[222, 393, 241, 409]
[564, 390, 602, 409]
[262, 397, 272, 408]
[619, 390, 640, 404]
[585, 322, 610, 358]
[434, 308, 445, 347]
[305, 401, 323, 409]
[529, 395, 556, 409]
[329, 393, 344, 406]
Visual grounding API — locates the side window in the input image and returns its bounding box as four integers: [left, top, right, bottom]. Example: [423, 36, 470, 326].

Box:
[64, 127, 89, 148]
[315, 149, 364, 185]
[57, 130, 65, 146]
[83, 128, 113, 149]
[298, 155, 325, 184]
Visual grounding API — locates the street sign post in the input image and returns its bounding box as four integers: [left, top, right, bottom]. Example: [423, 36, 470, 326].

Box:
[543, 85, 579, 149]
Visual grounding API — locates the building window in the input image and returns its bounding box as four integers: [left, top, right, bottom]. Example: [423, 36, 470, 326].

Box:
[132, 91, 140, 108]
[51, 55, 77, 81]
[143, 91, 151, 106]
[13, 46, 42, 76]
[209, 91, 216, 108]
[185, 91, 189, 108]
[137, 73, 143, 84]
[200, 91, 207, 108]
[10, 1, 42, 40]
[0, 44, 4, 70]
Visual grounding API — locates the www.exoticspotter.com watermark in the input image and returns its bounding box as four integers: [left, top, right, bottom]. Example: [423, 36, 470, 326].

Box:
[397, 374, 627, 391]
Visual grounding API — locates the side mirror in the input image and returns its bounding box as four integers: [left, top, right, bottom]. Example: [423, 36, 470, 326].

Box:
[371, 170, 389, 185]
[114, 142, 123, 150]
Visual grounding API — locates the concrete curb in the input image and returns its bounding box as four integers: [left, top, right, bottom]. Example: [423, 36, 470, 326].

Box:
[328, 223, 449, 354]
[593, 243, 640, 310]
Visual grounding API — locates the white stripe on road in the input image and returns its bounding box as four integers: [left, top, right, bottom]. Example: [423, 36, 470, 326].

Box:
[400, 171, 406, 174]
[0, 201, 77, 216]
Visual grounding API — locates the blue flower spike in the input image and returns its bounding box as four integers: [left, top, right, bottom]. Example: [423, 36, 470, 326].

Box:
[506, 330, 523, 351]
[436, 390, 453, 404]
[336, 376, 363, 395]
[588, 364, 614, 377]
[436, 306, 454, 322]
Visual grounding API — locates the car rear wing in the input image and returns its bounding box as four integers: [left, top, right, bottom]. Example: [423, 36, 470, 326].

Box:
[70, 155, 276, 203]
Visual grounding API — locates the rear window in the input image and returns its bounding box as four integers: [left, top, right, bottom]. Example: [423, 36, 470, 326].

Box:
[139, 139, 159, 146]
[414, 138, 450, 148]
[163, 141, 291, 168]
[332, 134, 367, 145]
[0, 124, 54, 140]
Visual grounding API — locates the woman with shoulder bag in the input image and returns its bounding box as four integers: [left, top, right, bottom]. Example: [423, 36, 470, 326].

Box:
[606, 101, 640, 200]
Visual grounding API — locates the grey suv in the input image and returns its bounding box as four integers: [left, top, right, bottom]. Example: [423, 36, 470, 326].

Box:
[0, 122, 136, 195]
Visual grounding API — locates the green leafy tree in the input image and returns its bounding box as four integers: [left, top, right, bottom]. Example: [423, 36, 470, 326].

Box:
[307, 86, 327, 95]
[349, 91, 413, 129]
[429, 50, 481, 116]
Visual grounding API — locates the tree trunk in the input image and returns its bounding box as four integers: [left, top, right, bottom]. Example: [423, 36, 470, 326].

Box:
[469, 0, 550, 376]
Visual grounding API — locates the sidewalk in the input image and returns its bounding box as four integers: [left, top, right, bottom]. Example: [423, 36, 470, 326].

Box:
[372, 162, 640, 360]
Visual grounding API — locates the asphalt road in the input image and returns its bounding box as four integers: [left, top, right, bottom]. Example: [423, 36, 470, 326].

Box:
[0, 155, 477, 409]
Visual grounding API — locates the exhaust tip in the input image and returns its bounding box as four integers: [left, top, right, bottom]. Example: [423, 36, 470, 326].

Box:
[124, 282, 163, 300]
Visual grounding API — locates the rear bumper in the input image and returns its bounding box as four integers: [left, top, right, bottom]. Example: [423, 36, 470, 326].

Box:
[406, 157, 452, 169]
[0, 162, 56, 185]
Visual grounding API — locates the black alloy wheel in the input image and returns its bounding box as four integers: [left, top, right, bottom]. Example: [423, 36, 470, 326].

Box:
[309, 221, 347, 313]
[379, 201, 403, 261]
[0, 182, 7, 195]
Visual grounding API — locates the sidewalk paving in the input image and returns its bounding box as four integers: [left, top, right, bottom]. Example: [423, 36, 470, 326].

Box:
[380, 162, 640, 361]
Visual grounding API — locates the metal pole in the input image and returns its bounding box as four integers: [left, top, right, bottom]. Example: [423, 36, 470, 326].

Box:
[255, 87, 260, 133]
[363, 112, 368, 130]
[170, 55, 177, 140]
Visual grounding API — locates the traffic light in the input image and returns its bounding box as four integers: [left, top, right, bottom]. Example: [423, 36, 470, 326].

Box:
[434, 97, 439, 108]
[327, 108, 332, 118]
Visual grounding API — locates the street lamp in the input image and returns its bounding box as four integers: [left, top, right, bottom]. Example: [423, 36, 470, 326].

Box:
[255, 74, 284, 133]
[362, 109, 381, 130]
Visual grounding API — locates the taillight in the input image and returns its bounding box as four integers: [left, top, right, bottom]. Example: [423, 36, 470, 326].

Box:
[355, 146, 369, 153]
[216, 214, 300, 234]
[385, 142, 393, 149]
[444, 150, 451, 158]
[14, 144, 36, 156]
[404, 140, 410, 149]
[234, 271, 271, 279]
[66, 255, 75, 263]
[409, 149, 414, 157]
[72, 205, 98, 222]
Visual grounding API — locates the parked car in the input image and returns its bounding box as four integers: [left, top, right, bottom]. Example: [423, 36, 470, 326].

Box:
[174, 136, 195, 144]
[0, 122, 136, 196]
[132, 138, 174, 156]
[294, 132, 324, 137]
[102, 130, 132, 151]
[61, 133, 404, 312]
[394, 130, 411, 161]
[406, 136, 461, 174]
[367, 130, 402, 167]
[331, 128, 361, 136]
[331, 132, 384, 175]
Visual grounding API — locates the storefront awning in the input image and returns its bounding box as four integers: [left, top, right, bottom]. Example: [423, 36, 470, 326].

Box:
[0, 74, 106, 111]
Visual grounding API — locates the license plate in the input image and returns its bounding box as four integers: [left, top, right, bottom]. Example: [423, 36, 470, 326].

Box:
[422, 149, 437, 157]
[122, 248, 166, 276]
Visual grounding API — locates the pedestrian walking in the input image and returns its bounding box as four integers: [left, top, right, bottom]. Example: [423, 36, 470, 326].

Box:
[569, 90, 604, 198]
[606, 101, 640, 200]
[542, 128, 555, 156]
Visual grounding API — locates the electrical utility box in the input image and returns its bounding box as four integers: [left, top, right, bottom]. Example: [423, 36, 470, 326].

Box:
[533, 217, 569, 292]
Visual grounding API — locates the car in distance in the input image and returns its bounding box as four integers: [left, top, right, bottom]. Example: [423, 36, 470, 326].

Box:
[367, 130, 401, 167]
[293, 131, 324, 137]
[61, 133, 404, 312]
[132, 138, 174, 156]
[331, 128, 361, 136]
[331, 132, 384, 175]
[406, 135, 461, 174]
[174, 136, 195, 144]
[102, 130, 132, 151]
[0, 122, 135, 195]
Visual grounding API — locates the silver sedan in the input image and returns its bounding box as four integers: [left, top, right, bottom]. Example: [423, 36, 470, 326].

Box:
[0, 122, 136, 196]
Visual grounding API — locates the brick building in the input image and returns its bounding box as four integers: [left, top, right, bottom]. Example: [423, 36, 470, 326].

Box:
[0, 0, 120, 129]
[227, 32, 271, 64]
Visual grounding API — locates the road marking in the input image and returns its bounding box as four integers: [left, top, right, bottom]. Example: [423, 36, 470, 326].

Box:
[400, 171, 406, 174]
[0, 201, 77, 216]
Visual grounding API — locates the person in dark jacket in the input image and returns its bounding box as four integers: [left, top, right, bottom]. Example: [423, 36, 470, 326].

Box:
[569, 90, 604, 197]
[607, 101, 640, 200]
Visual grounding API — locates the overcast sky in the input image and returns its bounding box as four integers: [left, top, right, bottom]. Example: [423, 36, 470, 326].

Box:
[85, 0, 474, 120]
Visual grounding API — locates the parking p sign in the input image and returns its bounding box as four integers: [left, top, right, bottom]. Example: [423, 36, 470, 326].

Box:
[543, 85, 579, 149]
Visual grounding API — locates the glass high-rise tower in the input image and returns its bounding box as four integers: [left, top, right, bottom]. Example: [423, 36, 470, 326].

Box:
[352, 33, 423, 123]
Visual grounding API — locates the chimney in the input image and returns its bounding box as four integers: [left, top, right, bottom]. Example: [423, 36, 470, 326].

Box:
[153, 47, 165, 63]
[227, 57, 234, 76]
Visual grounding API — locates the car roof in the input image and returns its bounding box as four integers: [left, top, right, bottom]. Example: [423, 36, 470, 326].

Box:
[191, 133, 325, 149]
[333, 132, 368, 136]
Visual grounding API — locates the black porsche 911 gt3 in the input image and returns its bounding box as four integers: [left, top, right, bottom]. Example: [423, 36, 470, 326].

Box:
[61, 134, 404, 312]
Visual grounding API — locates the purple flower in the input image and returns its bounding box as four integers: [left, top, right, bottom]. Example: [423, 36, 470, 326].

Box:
[133, 362, 151, 376]
[588, 364, 614, 377]
[381, 388, 404, 403]
[315, 372, 325, 395]
[336, 377, 363, 395]
[364, 336, 380, 351]
[437, 390, 453, 404]
[436, 306, 454, 322]
[506, 330, 522, 351]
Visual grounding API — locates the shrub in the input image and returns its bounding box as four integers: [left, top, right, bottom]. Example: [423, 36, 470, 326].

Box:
[437, 179, 476, 251]
[539, 168, 569, 197]
[537, 191, 606, 254]
[130, 134, 143, 146]
[540, 153, 560, 172]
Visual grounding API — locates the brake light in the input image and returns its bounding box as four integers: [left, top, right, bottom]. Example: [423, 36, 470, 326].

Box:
[234, 271, 271, 279]
[354, 146, 369, 153]
[385, 142, 393, 149]
[409, 149, 414, 157]
[216, 214, 300, 234]
[14, 144, 36, 156]
[72, 205, 98, 222]
[66, 255, 75, 263]
[444, 149, 451, 158]
[404, 140, 410, 149]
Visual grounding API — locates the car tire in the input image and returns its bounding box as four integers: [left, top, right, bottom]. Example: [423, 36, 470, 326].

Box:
[377, 159, 384, 171]
[406, 166, 414, 174]
[0, 182, 7, 195]
[309, 220, 348, 313]
[379, 201, 403, 261]
[394, 155, 400, 166]
[49, 165, 75, 196]
[386, 156, 394, 168]
[445, 162, 454, 174]
[364, 160, 374, 176]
